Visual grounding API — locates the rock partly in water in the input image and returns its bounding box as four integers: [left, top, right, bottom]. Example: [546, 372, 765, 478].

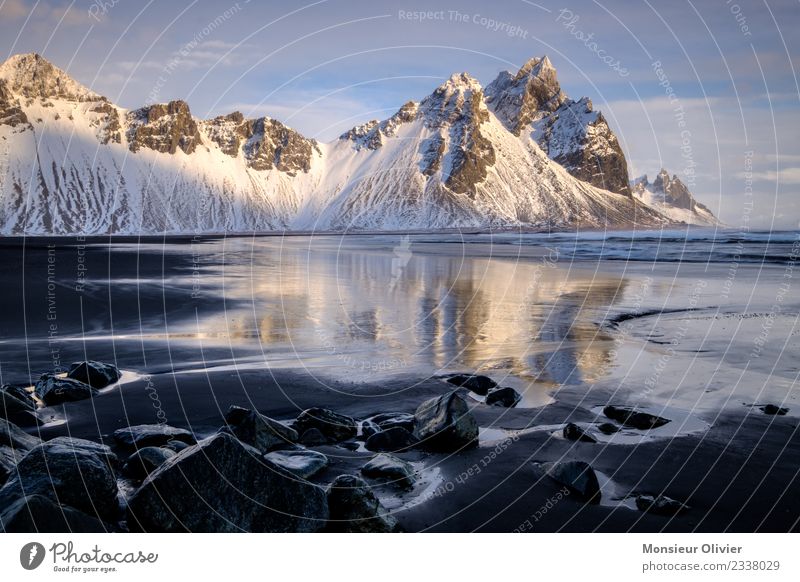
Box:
[369, 412, 416, 433]
[563, 423, 597, 443]
[299, 428, 329, 446]
[485, 386, 522, 407]
[122, 446, 175, 480]
[113, 424, 196, 450]
[126, 433, 328, 532]
[224, 405, 298, 453]
[635, 494, 691, 516]
[0, 384, 39, 426]
[760, 404, 788, 416]
[360, 419, 380, 440]
[0, 437, 119, 521]
[66, 360, 121, 389]
[540, 460, 601, 504]
[263, 448, 328, 479]
[603, 405, 671, 430]
[413, 392, 478, 452]
[365, 427, 419, 453]
[0, 494, 114, 532]
[34, 375, 97, 405]
[294, 408, 357, 443]
[327, 474, 399, 532]
[446, 374, 497, 395]
[597, 422, 620, 435]
[361, 454, 416, 489]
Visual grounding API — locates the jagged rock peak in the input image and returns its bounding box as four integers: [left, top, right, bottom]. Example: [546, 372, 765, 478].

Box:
[126, 100, 202, 155]
[340, 101, 418, 151]
[631, 169, 711, 217]
[0, 53, 103, 102]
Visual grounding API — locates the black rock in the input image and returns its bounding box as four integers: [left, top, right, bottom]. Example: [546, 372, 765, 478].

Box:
[113, 424, 196, 450]
[165, 439, 190, 452]
[635, 494, 690, 516]
[299, 428, 329, 446]
[597, 422, 620, 435]
[603, 405, 671, 430]
[365, 427, 418, 452]
[563, 423, 597, 443]
[760, 404, 788, 416]
[0, 437, 119, 521]
[446, 373, 497, 395]
[0, 445, 21, 485]
[294, 408, 357, 442]
[370, 412, 416, 433]
[540, 460, 601, 503]
[0, 384, 38, 426]
[327, 474, 399, 532]
[413, 391, 478, 452]
[66, 360, 121, 389]
[34, 375, 97, 406]
[361, 454, 415, 489]
[0, 383, 33, 404]
[263, 448, 328, 479]
[123, 446, 175, 480]
[126, 433, 328, 532]
[224, 405, 298, 453]
[485, 387, 522, 407]
[0, 494, 114, 533]
[360, 419, 380, 440]
[0, 417, 41, 451]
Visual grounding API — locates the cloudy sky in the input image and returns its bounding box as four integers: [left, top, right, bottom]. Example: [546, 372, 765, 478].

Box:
[1, 0, 798, 228]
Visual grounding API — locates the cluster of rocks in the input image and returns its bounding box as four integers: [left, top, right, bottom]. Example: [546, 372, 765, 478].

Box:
[560, 405, 672, 444]
[444, 373, 522, 408]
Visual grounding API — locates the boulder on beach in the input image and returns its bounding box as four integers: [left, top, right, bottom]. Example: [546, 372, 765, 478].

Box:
[0, 437, 119, 521]
[66, 360, 121, 389]
[597, 422, 620, 435]
[369, 412, 416, 433]
[635, 494, 691, 516]
[563, 423, 597, 443]
[126, 433, 328, 532]
[0, 494, 114, 533]
[446, 373, 497, 395]
[0, 446, 21, 485]
[224, 405, 298, 453]
[365, 427, 418, 453]
[413, 391, 478, 452]
[34, 374, 97, 405]
[540, 460, 601, 504]
[299, 428, 329, 446]
[294, 407, 357, 442]
[760, 404, 788, 416]
[361, 454, 416, 489]
[0, 417, 41, 451]
[603, 405, 671, 430]
[485, 386, 522, 408]
[264, 448, 328, 479]
[123, 446, 175, 480]
[0, 384, 39, 426]
[360, 419, 380, 440]
[327, 474, 399, 532]
[113, 423, 196, 450]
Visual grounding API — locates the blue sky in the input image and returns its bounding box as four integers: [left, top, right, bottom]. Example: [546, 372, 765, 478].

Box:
[1, 0, 798, 228]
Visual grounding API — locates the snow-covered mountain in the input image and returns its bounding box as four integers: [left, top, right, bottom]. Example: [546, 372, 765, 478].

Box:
[0, 53, 713, 235]
[631, 170, 718, 225]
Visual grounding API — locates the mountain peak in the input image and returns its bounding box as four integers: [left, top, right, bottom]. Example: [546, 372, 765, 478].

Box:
[442, 72, 483, 93]
[0, 53, 102, 102]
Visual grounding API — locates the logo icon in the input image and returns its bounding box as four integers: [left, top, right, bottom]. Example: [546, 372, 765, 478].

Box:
[20, 542, 46, 570]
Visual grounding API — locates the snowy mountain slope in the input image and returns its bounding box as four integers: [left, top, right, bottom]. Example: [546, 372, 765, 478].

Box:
[631, 170, 719, 226]
[0, 53, 699, 235]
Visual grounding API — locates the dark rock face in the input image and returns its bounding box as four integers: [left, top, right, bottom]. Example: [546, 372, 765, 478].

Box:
[446, 374, 497, 396]
[541, 460, 601, 503]
[413, 391, 478, 452]
[127, 100, 202, 155]
[486, 56, 631, 197]
[122, 446, 175, 480]
[88, 102, 122, 144]
[361, 454, 415, 489]
[0, 437, 119, 521]
[652, 170, 694, 210]
[635, 494, 690, 516]
[0, 418, 42, 451]
[294, 408, 357, 443]
[485, 387, 522, 408]
[66, 360, 120, 389]
[340, 101, 418, 151]
[242, 117, 317, 175]
[760, 404, 788, 416]
[0, 494, 113, 533]
[365, 427, 418, 453]
[563, 423, 597, 443]
[597, 422, 620, 435]
[0, 384, 38, 426]
[299, 428, 329, 446]
[326, 474, 399, 532]
[203, 111, 247, 156]
[127, 433, 328, 532]
[224, 405, 298, 453]
[0, 79, 29, 128]
[34, 374, 97, 405]
[263, 448, 328, 479]
[603, 406, 671, 430]
[113, 424, 196, 450]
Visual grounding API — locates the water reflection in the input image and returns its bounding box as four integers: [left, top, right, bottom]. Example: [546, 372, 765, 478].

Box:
[181, 236, 628, 400]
